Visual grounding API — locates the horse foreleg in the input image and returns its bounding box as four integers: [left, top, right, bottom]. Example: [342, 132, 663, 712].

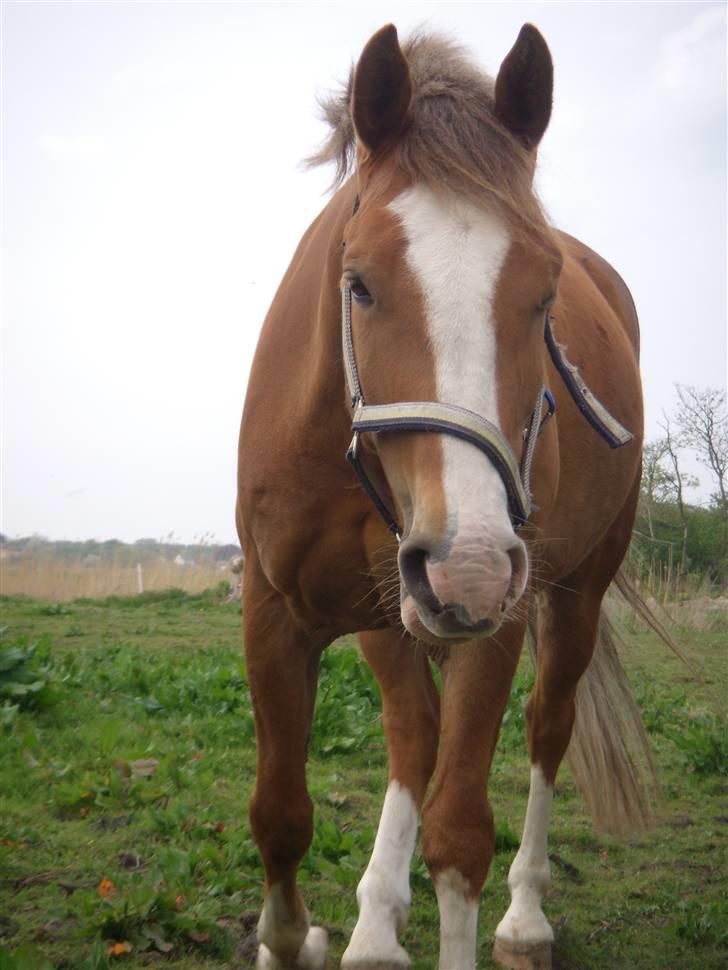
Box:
[494, 587, 602, 970]
[421, 626, 524, 970]
[492, 757, 554, 970]
[244, 554, 328, 970]
[341, 629, 440, 970]
[494, 516, 634, 970]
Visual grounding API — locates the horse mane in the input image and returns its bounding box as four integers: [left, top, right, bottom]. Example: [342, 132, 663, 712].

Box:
[307, 31, 551, 241]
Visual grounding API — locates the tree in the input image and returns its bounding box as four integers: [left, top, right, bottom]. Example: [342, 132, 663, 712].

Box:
[636, 431, 697, 586]
[640, 438, 672, 539]
[635, 387, 728, 584]
[658, 414, 698, 574]
[675, 385, 728, 517]
[676, 385, 728, 563]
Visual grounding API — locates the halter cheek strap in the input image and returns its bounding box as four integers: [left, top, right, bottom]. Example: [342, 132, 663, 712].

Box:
[543, 320, 633, 448]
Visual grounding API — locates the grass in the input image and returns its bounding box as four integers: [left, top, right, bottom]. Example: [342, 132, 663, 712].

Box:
[0, 589, 726, 969]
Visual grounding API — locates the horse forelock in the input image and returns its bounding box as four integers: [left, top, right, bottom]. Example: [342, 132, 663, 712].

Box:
[307, 30, 551, 247]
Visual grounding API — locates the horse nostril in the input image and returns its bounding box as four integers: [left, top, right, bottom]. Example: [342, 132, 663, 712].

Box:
[398, 542, 443, 614]
[505, 540, 528, 600]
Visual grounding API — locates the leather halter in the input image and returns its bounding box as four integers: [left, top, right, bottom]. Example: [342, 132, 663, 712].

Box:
[341, 281, 634, 541]
[341, 284, 553, 539]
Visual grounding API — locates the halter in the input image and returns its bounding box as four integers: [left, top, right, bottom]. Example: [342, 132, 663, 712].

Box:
[342, 284, 553, 538]
[341, 281, 633, 542]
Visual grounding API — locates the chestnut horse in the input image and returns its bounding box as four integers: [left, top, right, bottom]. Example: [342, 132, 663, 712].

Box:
[237, 24, 652, 970]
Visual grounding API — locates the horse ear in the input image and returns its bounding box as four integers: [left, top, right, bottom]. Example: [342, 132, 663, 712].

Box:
[494, 24, 553, 150]
[352, 24, 412, 155]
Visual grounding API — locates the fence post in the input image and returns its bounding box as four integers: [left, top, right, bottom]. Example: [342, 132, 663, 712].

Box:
[136, 563, 144, 595]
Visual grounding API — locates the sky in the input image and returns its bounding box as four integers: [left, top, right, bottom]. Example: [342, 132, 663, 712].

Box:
[2, 0, 726, 544]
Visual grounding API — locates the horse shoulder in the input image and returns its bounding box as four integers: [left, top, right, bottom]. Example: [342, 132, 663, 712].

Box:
[237, 181, 379, 628]
[556, 230, 640, 357]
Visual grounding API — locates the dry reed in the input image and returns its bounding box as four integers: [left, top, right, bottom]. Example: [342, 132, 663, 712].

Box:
[0, 558, 226, 601]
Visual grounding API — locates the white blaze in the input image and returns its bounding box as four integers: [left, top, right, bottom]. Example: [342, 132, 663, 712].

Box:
[389, 187, 513, 538]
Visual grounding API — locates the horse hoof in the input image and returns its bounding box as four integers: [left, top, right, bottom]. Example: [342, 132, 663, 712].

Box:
[492, 938, 552, 970]
[256, 926, 329, 970]
[340, 962, 409, 970]
[340, 925, 410, 970]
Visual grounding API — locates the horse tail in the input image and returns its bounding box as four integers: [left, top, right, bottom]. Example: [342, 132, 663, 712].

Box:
[565, 604, 661, 835]
[611, 570, 694, 671]
[528, 569, 690, 835]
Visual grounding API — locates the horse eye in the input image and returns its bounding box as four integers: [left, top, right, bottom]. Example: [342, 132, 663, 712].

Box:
[349, 279, 373, 307]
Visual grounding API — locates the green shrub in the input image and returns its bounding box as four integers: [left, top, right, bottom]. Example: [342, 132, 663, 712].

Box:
[665, 714, 728, 775]
[675, 898, 728, 946]
[0, 630, 58, 725]
[312, 649, 382, 757]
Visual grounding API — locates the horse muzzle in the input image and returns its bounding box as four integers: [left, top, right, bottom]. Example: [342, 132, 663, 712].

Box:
[398, 531, 528, 642]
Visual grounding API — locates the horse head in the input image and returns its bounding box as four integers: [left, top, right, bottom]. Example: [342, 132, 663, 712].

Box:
[339, 25, 564, 644]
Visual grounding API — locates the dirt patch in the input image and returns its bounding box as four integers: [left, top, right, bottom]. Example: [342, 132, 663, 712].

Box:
[215, 910, 259, 969]
[552, 944, 584, 970]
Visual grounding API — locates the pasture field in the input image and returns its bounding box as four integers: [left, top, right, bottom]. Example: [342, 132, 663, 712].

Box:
[0, 588, 726, 970]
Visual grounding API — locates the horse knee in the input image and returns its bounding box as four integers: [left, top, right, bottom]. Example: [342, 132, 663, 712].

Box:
[421, 794, 495, 893]
[525, 689, 577, 777]
[423, 798, 489, 970]
[250, 789, 314, 874]
[383, 705, 439, 803]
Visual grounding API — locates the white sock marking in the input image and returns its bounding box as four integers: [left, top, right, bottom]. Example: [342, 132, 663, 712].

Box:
[341, 781, 417, 966]
[256, 885, 327, 969]
[435, 868, 479, 970]
[495, 764, 554, 946]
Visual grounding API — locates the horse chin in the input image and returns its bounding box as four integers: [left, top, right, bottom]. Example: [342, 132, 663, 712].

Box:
[400, 591, 503, 646]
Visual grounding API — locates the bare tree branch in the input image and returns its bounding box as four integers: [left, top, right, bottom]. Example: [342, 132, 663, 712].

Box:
[640, 439, 672, 538]
[675, 385, 728, 517]
[658, 414, 693, 573]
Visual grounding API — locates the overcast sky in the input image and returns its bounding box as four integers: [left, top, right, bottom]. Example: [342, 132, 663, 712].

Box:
[2, 1, 726, 544]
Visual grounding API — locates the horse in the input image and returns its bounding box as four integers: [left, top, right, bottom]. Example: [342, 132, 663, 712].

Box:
[237, 23, 652, 970]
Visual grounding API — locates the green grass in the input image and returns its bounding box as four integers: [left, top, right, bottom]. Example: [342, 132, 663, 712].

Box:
[0, 590, 726, 969]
